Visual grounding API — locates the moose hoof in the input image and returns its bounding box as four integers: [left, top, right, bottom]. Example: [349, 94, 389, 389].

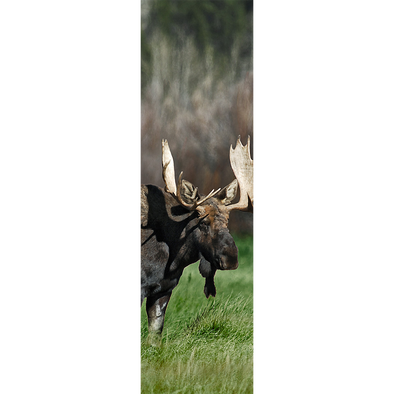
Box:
[147, 332, 162, 347]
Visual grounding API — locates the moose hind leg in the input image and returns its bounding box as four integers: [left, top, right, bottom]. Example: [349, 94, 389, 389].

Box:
[146, 292, 171, 345]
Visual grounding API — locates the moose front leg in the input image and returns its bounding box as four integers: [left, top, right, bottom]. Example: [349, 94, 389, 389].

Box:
[146, 292, 171, 346]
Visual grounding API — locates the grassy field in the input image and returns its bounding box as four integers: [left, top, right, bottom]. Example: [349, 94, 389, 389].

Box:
[141, 235, 253, 394]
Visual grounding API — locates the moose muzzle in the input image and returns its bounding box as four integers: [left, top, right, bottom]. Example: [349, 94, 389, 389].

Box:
[215, 231, 239, 270]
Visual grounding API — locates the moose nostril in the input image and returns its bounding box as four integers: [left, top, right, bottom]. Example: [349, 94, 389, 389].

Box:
[221, 256, 238, 270]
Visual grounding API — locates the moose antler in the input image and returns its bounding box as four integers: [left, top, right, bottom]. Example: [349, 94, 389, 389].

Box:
[228, 136, 253, 212]
[162, 139, 221, 210]
[162, 139, 177, 194]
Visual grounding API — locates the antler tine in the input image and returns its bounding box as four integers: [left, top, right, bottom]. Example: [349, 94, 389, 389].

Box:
[195, 187, 222, 207]
[162, 139, 177, 194]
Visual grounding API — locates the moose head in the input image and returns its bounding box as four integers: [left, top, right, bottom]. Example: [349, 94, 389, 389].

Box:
[161, 137, 253, 292]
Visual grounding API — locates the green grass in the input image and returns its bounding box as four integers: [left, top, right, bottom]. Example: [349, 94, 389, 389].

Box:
[141, 235, 253, 394]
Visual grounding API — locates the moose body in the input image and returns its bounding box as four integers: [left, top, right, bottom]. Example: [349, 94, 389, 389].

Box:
[141, 138, 253, 341]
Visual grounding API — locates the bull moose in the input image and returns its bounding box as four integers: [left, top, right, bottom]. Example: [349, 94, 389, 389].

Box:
[141, 137, 253, 342]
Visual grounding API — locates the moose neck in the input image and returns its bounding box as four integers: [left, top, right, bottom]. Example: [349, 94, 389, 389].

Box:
[165, 203, 202, 271]
[141, 185, 202, 271]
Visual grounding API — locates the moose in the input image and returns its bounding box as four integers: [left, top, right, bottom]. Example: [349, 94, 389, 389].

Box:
[141, 137, 253, 342]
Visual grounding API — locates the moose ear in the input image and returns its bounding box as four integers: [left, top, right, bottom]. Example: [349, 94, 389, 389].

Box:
[180, 179, 200, 204]
[217, 179, 238, 205]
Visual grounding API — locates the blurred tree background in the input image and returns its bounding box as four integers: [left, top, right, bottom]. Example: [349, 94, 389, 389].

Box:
[141, 0, 253, 233]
